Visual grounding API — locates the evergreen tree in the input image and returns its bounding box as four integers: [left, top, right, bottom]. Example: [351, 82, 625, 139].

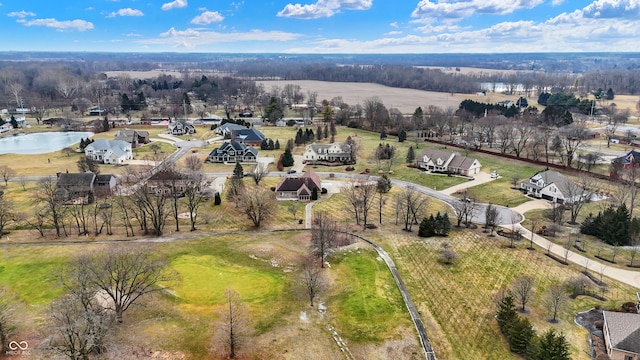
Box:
[282, 148, 294, 167]
[418, 215, 436, 237]
[398, 129, 407, 142]
[275, 139, 281, 150]
[260, 139, 268, 150]
[316, 125, 323, 140]
[324, 124, 329, 141]
[406, 145, 416, 163]
[508, 317, 535, 356]
[233, 162, 244, 179]
[214, 192, 222, 205]
[537, 329, 570, 360]
[268, 139, 275, 150]
[10, 115, 18, 129]
[311, 187, 318, 201]
[380, 130, 387, 139]
[496, 294, 518, 333]
[439, 213, 451, 236]
[605, 88, 615, 100]
[330, 120, 337, 137]
[102, 118, 110, 132]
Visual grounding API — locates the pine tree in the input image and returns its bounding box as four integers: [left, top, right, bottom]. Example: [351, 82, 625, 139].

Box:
[508, 317, 535, 355]
[311, 187, 318, 200]
[406, 145, 416, 163]
[496, 294, 518, 333]
[418, 215, 436, 237]
[282, 148, 294, 167]
[214, 192, 222, 205]
[398, 129, 407, 142]
[260, 139, 268, 150]
[316, 125, 323, 140]
[275, 139, 281, 150]
[233, 162, 244, 179]
[324, 124, 329, 140]
[537, 329, 570, 360]
[380, 130, 387, 140]
[268, 139, 275, 150]
[330, 121, 337, 137]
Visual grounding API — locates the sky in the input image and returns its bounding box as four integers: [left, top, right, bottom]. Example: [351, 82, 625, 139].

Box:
[0, 0, 638, 53]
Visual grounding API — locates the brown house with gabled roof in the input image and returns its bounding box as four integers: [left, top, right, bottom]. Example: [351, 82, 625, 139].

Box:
[147, 169, 198, 197]
[114, 129, 150, 148]
[275, 169, 322, 201]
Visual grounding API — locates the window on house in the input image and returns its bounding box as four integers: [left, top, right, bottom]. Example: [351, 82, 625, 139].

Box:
[624, 355, 633, 360]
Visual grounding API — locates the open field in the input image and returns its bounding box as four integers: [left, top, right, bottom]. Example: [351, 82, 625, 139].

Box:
[0, 232, 418, 359]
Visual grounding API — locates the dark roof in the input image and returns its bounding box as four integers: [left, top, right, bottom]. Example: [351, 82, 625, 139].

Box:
[232, 128, 265, 142]
[57, 173, 96, 190]
[148, 170, 193, 182]
[95, 174, 115, 183]
[208, 141, 257, 157]
[277, 178, 306, 192]
[276, 170, 321, 193]
[613, 150, 640, 165]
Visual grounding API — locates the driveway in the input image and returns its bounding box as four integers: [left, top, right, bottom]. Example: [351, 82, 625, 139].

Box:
[440, 171, 496, 195]
[291, 155, 306, 173]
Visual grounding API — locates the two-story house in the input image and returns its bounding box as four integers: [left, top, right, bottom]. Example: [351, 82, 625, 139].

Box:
[302, 142, 353, 164]
[114, 129, 150, 148]
[207, 141, 258, 163]
[230, 128, 265, 147]
[216, 123, 246, 138]
[54, 173, 117, 204]
[416, 149, 482, 176]
[84, 139, 132, 165]
[147, 169, 197, 197]
[168, 120, 196, 135]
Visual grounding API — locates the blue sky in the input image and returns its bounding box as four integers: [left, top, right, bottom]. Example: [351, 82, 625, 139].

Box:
[0, 0, 637, 53]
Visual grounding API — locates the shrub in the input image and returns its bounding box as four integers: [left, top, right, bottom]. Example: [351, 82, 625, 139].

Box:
[321, 188, 328, 194]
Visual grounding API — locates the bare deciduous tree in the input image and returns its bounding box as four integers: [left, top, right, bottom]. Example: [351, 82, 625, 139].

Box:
[0, 165, 16, 186]
[0, 287, 16, 354]
[70, 246, 168, 324]
[250, 164, 268, 185]
[564, 176, 594, 224]
[182, 172, 208, 231]
[33, 178, 66, 237]
[395, 186, 428, 231]
[213, 288, 251, 359]
[311, 211, 337, 268]
[484, 203, 500, 236]
[185, 154, 203, 172]
[544, 285, 568, 323]
[560, 123, 588, 168]
[287, 203, 298, 221]
[0, 199, 15, 239]
[511, 275, 535, 312]
[238, 186, 275, 228]
[296, 256, 327, 307]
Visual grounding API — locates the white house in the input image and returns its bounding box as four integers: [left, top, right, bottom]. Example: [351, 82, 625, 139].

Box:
[0, 122, 13, 133]
[416, 149, 482, 176]
[520, 170, 584, 204]
[302, 142, 353, 164]
[84, 139, 132, 165]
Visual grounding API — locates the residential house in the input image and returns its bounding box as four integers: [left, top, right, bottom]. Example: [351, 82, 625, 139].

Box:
[231, 128, 266, 146]
[168, 120, 196, 135]
[216, 123, 246, 137]
[302, 142, 353, 164]
[88, 107, 105, 116]
[603, 311, 640, 360]
[612, 150, 640, 169]
[416, 149, 482, 176]
[207, 141, 258, 163]
[84, 139, 132, 165]
[94, 174, 117, 197]
[147, 169, 197, 197]
[54, 172, 96, 204]
[114, 129, 150, 148]
[0, 122, 13, 133]
[275, 170, 322, 201]
[520, 170, 584, 204]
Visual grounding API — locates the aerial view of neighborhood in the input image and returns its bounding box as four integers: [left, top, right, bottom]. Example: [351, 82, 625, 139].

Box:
[2, 1, 640, 360]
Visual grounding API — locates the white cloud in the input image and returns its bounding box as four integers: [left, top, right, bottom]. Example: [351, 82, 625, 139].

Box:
[277, 0, 372, 19]
[582, 0, 640, 19]
[107, 8, 144, 18]
[20, 18, 94, 32]
[141, 27, 301, 48]
[412, 0, 544, 20]
[8, 10, 35, 18]
[161, 0, 188, 11]
[384, 30, 403, 35]
[125, 32, 143, 37]
[191, 11, 224, 25]
[551, 0, 565, 5]
[389, 21, 398, 28]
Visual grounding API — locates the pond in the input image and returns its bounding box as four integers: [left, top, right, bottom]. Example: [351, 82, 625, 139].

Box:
[0, 131, 94, 155]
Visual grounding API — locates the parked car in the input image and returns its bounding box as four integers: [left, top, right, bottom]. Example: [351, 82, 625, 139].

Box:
[287, 169, 297, 174]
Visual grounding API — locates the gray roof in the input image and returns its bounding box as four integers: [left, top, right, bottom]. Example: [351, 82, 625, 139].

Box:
[419, 149, 479, 170]
[604, 311, 640, 355]
[309, 142, 351, 154]
[87, 139, 130, 152]
[529, 170, 576, 194]
[57, 173, 96, 191]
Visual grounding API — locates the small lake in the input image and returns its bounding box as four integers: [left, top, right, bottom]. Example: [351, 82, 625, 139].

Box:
[0, 132, 94, 155]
